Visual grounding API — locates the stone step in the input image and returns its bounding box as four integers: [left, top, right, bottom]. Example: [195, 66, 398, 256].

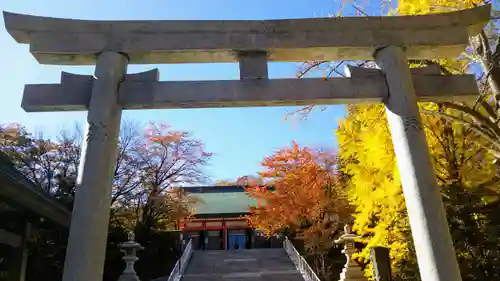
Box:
[180, 249, 305, 281]
[185, 249, 296, 275]
[181, 271, 305, 281]
[185, 264, 297, 274]
[188, 249, 290, 258]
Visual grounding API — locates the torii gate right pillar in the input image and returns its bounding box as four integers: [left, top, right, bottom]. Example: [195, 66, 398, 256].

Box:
[376, 46, 462, 281]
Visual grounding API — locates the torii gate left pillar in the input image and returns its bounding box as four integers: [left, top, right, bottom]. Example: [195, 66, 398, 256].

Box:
[62, 52, 128, 281]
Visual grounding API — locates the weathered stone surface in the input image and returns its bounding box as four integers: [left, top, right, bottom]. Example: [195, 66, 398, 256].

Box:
[180, 249, 305, 281]
[238, 51, 268, 80]
[117, 233, 144, 281]
[21, 71, 478, 112]
[3, 5, 490, 65]
[62, 52, 128, 281]
[335, 225, 367, 281]
[120, 75, 477, 109]
[370, 247, 393, 281]
[376, 46, 462, 281]
[117, 272, 141, 281]
[21, 69, 159, 111]
[124, 68, 160, 82]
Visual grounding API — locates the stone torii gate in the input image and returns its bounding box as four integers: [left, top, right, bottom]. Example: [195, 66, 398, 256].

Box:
[3, 5, 491, 281]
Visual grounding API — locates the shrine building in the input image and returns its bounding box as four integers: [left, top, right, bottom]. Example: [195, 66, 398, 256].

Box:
[0, 151, 71, 280]
[178, 185, 280, 250]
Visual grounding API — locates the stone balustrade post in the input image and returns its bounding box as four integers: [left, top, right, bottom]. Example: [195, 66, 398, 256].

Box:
[370, 247, 393, 281]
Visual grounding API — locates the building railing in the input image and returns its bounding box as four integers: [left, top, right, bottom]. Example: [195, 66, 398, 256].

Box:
[283, 237, 321, 281]
[167, 239, 193, 281]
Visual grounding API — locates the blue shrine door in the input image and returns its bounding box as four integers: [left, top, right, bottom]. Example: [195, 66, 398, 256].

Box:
[227, 230, 246, 250]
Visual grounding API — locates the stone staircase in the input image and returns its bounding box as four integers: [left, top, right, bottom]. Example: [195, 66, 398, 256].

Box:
[180, 249, 306, 281]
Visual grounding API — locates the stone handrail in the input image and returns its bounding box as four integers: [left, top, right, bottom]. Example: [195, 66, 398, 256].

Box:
[167, 239, 193, 281]
[283, 237, 321, 281]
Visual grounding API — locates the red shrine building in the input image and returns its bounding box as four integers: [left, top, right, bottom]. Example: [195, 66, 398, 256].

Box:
[178, 185, 280, 250]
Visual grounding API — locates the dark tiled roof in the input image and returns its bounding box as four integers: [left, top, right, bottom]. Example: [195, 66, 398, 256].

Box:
[0, 151, 71, 227]
[183, 185, 246, 193]
[182, 186, 264, 215]
[189, 191, 257, 215]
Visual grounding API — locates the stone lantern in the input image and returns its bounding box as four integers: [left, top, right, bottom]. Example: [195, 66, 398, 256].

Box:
[335, 224, 367, 281]
[118, 232, 144, 281]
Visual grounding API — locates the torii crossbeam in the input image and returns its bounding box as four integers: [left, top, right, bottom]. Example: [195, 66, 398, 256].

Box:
[3, 5, 492, 281]
[22, 67, 478, 111]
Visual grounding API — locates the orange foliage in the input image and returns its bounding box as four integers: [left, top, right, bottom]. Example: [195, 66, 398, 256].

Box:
[112, 121, 212, 230]
[245, 142, 350, 253]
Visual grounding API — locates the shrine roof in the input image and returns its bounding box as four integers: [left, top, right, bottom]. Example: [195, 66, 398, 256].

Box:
[183, 186, 258, 215]
[0, 152, 71, 227]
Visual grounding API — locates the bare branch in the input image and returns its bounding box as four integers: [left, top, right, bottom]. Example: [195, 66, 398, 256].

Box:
[439, 102, 500, 138]
[421, 109, 500, 158]
[297, 61, 328, 78]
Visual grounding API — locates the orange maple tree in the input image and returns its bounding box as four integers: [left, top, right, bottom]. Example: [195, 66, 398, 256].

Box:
[245, 142, 350, 253]
[110, 121, 212, 230]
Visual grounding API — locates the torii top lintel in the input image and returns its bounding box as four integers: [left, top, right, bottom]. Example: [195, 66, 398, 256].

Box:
[3, 5, 491, 65]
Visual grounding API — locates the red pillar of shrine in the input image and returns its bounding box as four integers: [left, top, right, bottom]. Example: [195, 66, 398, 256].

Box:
[223, 221, 228, 250]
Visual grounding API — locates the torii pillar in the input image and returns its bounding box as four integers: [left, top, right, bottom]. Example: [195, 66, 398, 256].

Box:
[376, 46, 462, 281]
[63, 52, 128, 281]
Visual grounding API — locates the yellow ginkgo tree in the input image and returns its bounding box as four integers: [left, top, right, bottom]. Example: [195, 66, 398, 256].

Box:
[290, 1, 500, 280]
[397, 0, 500, 159]
[336, 98, 500, 280]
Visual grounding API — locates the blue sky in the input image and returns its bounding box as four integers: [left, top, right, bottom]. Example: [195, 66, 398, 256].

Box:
[1, 0, 385, 182]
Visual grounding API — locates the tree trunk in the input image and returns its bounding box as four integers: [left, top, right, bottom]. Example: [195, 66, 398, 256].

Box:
[488, 64, 500, 108]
